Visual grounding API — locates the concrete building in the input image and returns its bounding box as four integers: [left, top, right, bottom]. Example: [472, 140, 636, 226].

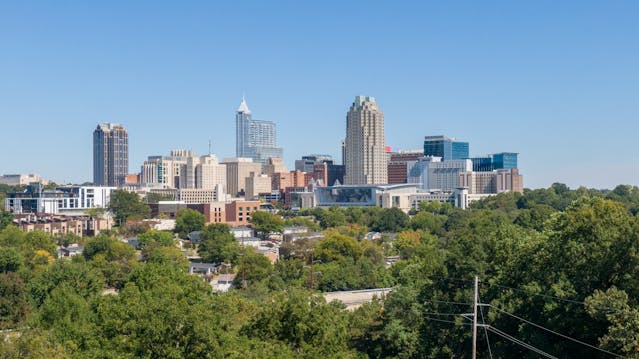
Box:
[141, 150, 193, 189]
[93, 123, 128, 186]
[459, 168, 524, 195]
[344, 96, 387, 185]
[141, 150, 226, 192]
[0, 174, 46, 186]
[235, 97, 283, 164]
[245, 173, 272, 200]
[263, 157, 287, 177]
[222, 158, 263, 197]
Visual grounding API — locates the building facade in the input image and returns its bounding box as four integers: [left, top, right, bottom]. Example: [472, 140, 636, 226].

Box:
[5, 184, 115, 215]
[235, 97, 283, 164]
[93, 123, 128, 186]
[222, 157, 263, 197]
[423, 135, 469, 161]
[344, 96, 387, 185]
[387, 150, 424, 184]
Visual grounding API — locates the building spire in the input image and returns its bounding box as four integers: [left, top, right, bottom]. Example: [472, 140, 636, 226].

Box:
[237, 95, 251, 114]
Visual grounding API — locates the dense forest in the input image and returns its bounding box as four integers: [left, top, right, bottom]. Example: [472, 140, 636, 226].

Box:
[2, 183, 639, 358]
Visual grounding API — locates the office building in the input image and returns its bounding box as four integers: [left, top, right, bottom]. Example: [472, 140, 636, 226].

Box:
[387, 150, 423, 184]
[295, 154, 344, 186]
[263, 157, 287, 177]
[93, 123, 128, 186]
[222, 157, 263, 197]
[141, 150, 193, 189]
[423, 135, 469, 161]
[245, 173, 272, 200]
[344, 96, 387, 185]
[235, 97, 283, 164]
[5, 184, 115, 215]
[471, 152, 519, 171]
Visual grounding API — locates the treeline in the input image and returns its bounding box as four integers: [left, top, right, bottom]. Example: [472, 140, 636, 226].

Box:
[1, 183, 639, 357]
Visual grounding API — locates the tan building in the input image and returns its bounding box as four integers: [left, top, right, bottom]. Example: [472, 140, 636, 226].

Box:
[496, 169, 524, 193]
[459, 168, 524, 194]
[223, 158, 263, 197]
[344, 96, 387, 185]
[245, 173, 272, 200]
[263, 157, 287, 177]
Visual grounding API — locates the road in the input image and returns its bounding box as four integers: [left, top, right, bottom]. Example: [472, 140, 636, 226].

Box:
[322, 287, 393, 310]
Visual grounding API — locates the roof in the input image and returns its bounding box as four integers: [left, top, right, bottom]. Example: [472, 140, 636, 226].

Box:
[189, 262, 219, 270]
[237, 97, 251, 114]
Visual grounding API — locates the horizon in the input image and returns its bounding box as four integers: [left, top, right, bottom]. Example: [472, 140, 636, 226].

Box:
[1, 1, 638, 189]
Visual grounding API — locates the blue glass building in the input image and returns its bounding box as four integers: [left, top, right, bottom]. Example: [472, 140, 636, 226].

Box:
[423, 135, 469, 160]
[235, 97, 283, 163]
[471, 152, 518, 171]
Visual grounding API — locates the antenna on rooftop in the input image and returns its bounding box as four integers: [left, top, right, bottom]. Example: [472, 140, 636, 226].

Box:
[208, 140, 212, 155]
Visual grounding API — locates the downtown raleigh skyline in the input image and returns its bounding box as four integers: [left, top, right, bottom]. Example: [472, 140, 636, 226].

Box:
[91, 95, 522, 204]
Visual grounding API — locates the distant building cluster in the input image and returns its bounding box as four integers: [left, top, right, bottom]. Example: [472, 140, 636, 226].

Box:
[5, 95, 525, 226]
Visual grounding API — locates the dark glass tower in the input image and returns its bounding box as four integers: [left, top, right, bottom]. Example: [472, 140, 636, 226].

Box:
[93, 123, 128, 186]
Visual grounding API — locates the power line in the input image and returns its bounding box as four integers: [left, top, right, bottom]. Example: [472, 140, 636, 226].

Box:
[424, 299, 473, 306]
[478, 293, 493, 359]
[486, 325, 558, 359]
[424, 316, 472, 326]
[487, 283, 586, 305]
[487, 304, 624, 358]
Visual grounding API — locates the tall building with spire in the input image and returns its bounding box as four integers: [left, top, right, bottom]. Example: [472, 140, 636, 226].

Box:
[93, 123, 128, 186]
[235, 97, 283, 164]
[344, 96, 387, 185]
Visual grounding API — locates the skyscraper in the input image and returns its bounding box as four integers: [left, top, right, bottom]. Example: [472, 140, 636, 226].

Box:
[93, 123, 128, 186]
[344, 96, 387, 185]
[423, 135, 469, 160]
[235, 97, 283, 164]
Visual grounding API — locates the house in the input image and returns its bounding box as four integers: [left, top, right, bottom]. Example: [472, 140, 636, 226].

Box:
[57, 244, 84, 259]
[188, 262, 220, 276]
[212, 273, 236, 292]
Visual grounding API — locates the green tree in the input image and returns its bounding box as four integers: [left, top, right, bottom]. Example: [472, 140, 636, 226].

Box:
[0, 247, 23, 273]
[315, 230, 361, 263]
[250, 211, 284, 238]
[0, 210, 13, 231]
[137, 230, 175, 248]
[243, 289, 351, 356]
[0, 273, 30, 330]
[198, 223, 240, 263]
[372, 207, 409, 233]
[235, 247, 273, 287]
[174, 208, 206, 237]
[108, 190, 151, 225]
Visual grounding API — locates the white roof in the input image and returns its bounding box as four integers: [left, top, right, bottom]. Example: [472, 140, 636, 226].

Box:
[237, 97, 251, 114]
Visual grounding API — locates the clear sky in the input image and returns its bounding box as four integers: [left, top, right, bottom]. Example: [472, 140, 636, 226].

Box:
[1, 1, 638, 189]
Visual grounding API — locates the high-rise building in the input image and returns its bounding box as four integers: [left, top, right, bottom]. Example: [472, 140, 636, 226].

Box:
[423, 135, 469, 160]
[235, 97, 283, 164]
[93, 123, 128, 187]
[344, 96, 387, 185]
[222, 157, 263, 197]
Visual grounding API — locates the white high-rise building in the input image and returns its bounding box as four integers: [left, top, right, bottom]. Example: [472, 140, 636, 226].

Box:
[344, 96, 387, 185]
[142, 150, 226, 191]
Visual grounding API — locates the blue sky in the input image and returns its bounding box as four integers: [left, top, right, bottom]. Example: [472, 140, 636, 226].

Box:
[1, 1, 638, 189]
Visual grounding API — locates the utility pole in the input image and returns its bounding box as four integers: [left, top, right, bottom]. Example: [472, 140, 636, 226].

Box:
[472, 276, 479, 359]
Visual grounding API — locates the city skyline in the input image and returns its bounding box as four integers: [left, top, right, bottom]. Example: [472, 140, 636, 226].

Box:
[1, 1, 639, 189]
